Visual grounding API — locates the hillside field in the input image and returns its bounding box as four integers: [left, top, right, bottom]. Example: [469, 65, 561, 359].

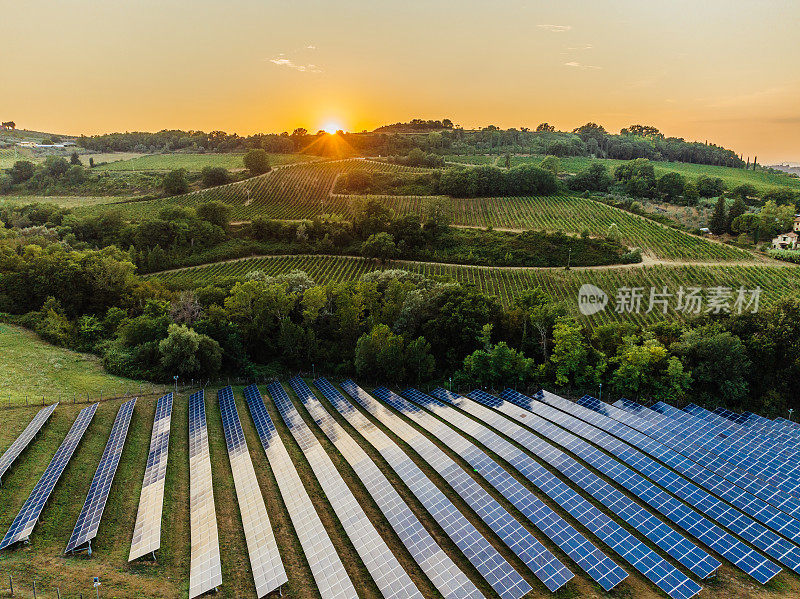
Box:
[73, 159, 752, 262]
[146, 255, 799, 327]
[95, 152, 311, 172]
[447, 154, 800, 194]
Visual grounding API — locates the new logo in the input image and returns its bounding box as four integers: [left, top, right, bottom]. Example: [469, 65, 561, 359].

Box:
[577, 284, 608, 315]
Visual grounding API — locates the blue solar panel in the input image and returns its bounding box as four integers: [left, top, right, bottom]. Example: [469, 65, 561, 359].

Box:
[66, 398, 136, 554]
[529, 389, 800, 579]
[575, 395, 800, 543]
[398, 387, 628, 591]
[314, 378, 528, 599]
[350, 382, 574, 594]
[0, 403, 98, 550]
[677, 404, 800, 492]
[268, 381, 423, 599]
[492, 389, 781, 584]
[426, 388, 718, 582]
[611, 398, 800, 519]
[242, 384, 357, 599]
[0, 403, 57, 486]
[218, 387, 287, 597]
[290, 378, 485, 599]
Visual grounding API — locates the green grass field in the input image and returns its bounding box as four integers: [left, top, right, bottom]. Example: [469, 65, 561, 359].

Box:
[0, 195, 137, 209]
[146, 255, 799, 327]
[95, 152, 311, 172]
[446, 154, 800, 194]
[0, 324, 151, 407]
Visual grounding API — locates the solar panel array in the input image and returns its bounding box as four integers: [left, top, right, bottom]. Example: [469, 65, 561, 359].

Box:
[130, 392, 174, 561]
[267, 381, 424, 599]
[495, 388, 781, 583]
[314, 378, 529, 599]
[188, 390, 222, 599]
[575, 395, 800, 544]
[525, 389, 794, 580]
[243, 384, 358, 599]
[397, 387, 630, 592]
[0, 403, 57, 485]
[611, 398, 800, 519]
[288, 377, 485, 599]
[218, 387, 287, 597]
[66, 398, 136, 554]
[340, 379, 570, 595]
[0, 403, 98, 551]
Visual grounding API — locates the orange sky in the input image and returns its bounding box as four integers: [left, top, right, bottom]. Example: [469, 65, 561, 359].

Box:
[4, 0, 799, 163]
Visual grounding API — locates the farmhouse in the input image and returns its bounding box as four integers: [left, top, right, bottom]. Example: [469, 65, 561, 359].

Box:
[772, 231, 799, 250]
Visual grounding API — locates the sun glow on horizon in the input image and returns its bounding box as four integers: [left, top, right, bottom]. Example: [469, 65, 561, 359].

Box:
[322, 121, 343, 134]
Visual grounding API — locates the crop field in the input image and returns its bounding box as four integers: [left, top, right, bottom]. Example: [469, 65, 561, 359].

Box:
[95, 152, 311, 172]
[75, 159, 752, 261]
[78, 158, 426, 221]
[0, 147, 36, 169]
[147, 255, 799, 326]
[0, 195, 135, 209]
[446, 154, 800, 193]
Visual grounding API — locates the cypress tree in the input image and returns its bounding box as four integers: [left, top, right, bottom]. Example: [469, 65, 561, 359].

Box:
[709, 196, 728, 235]
[727, 197, 746, 234]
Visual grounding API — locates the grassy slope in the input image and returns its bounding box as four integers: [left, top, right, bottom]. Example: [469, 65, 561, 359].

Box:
[446, 154, 800, 193]
[0, 324, 153, 407]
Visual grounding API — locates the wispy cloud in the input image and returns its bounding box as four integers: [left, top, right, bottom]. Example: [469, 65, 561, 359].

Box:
[566, 43, 593, 50]
[268, 54, 322, 73]
[538, 24, 571, 32]
[564, 61, 602, 70]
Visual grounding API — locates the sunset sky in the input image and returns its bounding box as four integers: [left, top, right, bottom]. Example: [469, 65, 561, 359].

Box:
[5, 0, 799, 162]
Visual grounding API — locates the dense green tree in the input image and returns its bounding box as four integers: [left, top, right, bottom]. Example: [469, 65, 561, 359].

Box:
[196, 201, 231, 230]
[361, 232, 397, 263]
[696, 176, 725, 198]
[708, 196, 727, 235]
[726, 196, 747, 234]
[243, 149, 271, 175]
[9, 160, 36, 183]
[200, 166, 229, 187]
[159, 323, 222, 378]
[567, 163, 612, 192]
[162, 169, 189, 195]
[611, 334, 691, 401]
[549, 317, 605, 389]
[657, 171, 685, 201]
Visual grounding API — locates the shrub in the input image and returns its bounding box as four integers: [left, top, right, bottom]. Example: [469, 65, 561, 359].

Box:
[163, 169, 189, 195]
[201, 166, 229, 187]
[243, 149, 271, 175]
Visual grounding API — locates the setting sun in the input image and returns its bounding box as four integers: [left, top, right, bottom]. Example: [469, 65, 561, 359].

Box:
[322, 122, 342, 135]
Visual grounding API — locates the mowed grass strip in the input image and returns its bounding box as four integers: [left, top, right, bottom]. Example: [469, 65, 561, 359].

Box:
[95, 153, 309, 173]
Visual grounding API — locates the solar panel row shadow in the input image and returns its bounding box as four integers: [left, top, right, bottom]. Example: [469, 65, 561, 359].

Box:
[314, 378, 529, 599]
[218, 387, 287, 597]
[243, 384, 358, 599]
[289, 377, 485, 599]
[66, 398, 136, 554]
[267, 381, 423, 599]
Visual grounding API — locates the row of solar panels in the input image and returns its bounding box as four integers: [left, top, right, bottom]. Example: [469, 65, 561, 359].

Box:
[3, 383, 800, 599]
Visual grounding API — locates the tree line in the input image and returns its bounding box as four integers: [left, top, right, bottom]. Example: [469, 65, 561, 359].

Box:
[0, 228, 797, 417]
